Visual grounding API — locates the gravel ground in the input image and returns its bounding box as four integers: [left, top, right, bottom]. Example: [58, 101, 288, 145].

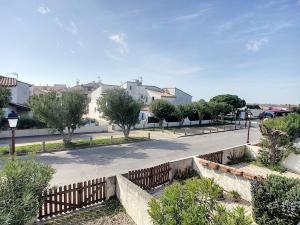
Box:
[231, 162, 300, 179]
[37, 198, 135, 225]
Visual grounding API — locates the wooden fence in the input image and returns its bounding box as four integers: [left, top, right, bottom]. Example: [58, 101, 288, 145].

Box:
[199, 151, 223, 164]
[127, 163, 170, 190]
[38, 177, 106, 219]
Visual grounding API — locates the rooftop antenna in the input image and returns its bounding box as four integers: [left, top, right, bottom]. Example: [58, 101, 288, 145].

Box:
[8, 72, 18, 80]
[139, 76, 143, 83]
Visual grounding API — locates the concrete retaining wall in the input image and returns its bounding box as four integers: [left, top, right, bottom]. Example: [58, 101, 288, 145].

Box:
[193, 157, 252, 202]
[116, 175, 153, 225]
[222, 145, 247, 164]
[0, 125, 108, 139]
[169, 157, 194, 181]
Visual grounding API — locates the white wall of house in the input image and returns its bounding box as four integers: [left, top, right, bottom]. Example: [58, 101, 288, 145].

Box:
[8, 81, 31, 105]
[87, 83, 118, 120]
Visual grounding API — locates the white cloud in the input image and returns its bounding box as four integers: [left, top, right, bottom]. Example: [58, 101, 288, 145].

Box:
[298, 0, 300, 5]
[37, 5, 50, 14]
[69, 22, 78, 34]
[172, 9, 210, 22]
[55, 17, 63, 28]
[246, 38, 268, 52]
[109, 33, 129, 55]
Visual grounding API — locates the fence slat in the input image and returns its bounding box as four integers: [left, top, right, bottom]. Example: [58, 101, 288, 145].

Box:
[38, 177, 106, 220]
[128, 162, 170, 190]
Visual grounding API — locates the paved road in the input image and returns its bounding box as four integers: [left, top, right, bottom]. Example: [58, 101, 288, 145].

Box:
[24, 128, 261, 186]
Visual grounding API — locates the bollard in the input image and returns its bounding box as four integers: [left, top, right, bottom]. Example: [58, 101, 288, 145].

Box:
[148, 132, 151, 140]
[223, 125, 226, 131]
[42, 141, 46, 151]
[184, 128, 187, 136]
[235, 124, 237, 130]
[89, 137, 93, 146]
[210, 128, 212, 133]
[217, 127, 219, 132]
[110, 136, 113, 144]
[173, 129, 175, 134]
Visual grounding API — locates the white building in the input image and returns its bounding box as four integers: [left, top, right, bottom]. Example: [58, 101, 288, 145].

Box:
[0, 75, 31, 116]
[87, 79, 192, 121]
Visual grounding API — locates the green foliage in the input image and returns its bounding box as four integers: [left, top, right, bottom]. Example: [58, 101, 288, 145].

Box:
[0, 86, 11, 109]
[193, 99, 209, 124]
[227, 152, 255, 165]
[262, 113, 300, 140]
[16, 115, 46, 129]
[228, 190, 241, 202]
[0, 136, 146, 155]
[148, 178, 252, 225]
[174, 104, 190, 126]
[259, 113, 300, 166]
[149, 99, 175, 128]
[97, 88, 142, 138]
[210, 94, 246, 110]
[0, 158, 54, 225]
[0, 86, 11, 128]
[29, 91, 89, 144]
[208, 102, 232, 122]
[251, 175, 300, 225]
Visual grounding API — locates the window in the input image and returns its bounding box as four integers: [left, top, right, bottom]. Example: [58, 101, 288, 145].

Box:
[152, 97, 155, 101]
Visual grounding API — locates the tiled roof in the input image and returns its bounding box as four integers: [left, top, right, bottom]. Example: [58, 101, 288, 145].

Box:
[0, 75, 17, 87]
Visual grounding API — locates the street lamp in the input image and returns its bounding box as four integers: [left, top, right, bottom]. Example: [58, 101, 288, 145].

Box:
[246, 111, 252, 144]
[7, 111, 19, 156]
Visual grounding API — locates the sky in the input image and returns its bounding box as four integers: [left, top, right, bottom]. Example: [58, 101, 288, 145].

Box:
[0, 0, 300, 104]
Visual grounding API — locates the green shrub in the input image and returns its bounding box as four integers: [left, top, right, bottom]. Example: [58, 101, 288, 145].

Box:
[228, 190, 241, 202]
[251, 175, 300, 225]
[0, 158, 54, 225]
[16, 115, 46, 129]
[148, 177, 252, 225]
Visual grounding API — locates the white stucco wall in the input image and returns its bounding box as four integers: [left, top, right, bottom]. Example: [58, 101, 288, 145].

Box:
[8, 81, 30, 105]
[116, 175, 153, 225]
[193, 157, 252, 202]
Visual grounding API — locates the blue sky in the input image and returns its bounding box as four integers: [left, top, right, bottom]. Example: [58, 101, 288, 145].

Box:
[0, 0, 299, 104]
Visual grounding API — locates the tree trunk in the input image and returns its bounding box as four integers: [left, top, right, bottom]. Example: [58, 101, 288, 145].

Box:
[122, 125, 130, 138]
[159, 120, 163, 130]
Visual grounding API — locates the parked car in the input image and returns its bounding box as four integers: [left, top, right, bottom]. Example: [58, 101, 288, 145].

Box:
[259, 109, 292, 120]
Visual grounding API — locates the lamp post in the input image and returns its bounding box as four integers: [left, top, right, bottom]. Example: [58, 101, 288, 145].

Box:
[7, 111, 19, 156]
[246, 111, 252, 144]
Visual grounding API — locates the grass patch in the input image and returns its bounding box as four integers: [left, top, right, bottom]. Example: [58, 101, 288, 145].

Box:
[142, 121, 235, 131]
[0, 136, 147, 155]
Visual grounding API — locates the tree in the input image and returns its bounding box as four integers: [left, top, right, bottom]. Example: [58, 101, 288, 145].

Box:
[193, 99, 209, 125]
[174, 104, 190, 127]
[149, 99, 175, 129]
[0, 86, 11, 128]
[258, 113, 300, 166]
[0, 158, 54, 225]
[148, 178, 252, 225]
[210, 94, 246, 120]
[29, 91, 89, 144]
[207, 102, 231, 123]
[97, 88, 142, 138]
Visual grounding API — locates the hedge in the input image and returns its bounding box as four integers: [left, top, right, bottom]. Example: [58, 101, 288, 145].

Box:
[251, 175, 300, 225]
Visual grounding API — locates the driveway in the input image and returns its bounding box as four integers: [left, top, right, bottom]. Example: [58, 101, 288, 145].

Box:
[24, 128, 261, 186]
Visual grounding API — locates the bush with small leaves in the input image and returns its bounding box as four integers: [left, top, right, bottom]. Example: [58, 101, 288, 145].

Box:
[148, 178, 252, 225]
[251, 175, 300, 225]
[0, 158, 54, 225]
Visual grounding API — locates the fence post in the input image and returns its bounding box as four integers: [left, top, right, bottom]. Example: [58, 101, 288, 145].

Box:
[77, 182, 83, 208]
[148, 132, 151, 140]
[42, 141, 46, 151]
[110, 136, 113, 144]
[89, 137, 93, 146]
